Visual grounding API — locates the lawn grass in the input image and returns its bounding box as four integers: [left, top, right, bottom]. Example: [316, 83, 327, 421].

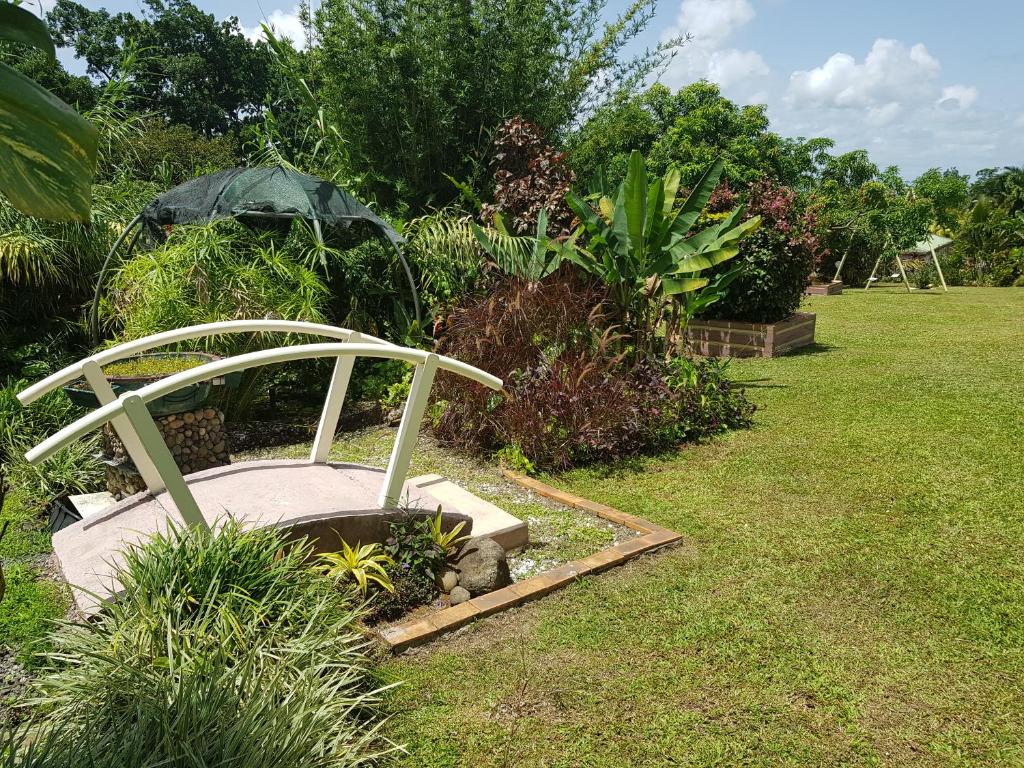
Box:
[379, 287, 1024, 767]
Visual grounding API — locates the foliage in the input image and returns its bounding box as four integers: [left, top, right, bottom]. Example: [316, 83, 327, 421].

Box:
[49, 0, 275, 136]
[106, 221, 330, 342]
[433, 273, 754, 470]
[383, 513, 449, 585]
[480, 117, 576, 237]
[118, 119, 241, 186]
[320, 540, 395, 595]
[913, 167, 970, 231]
[702, 179, 823, 324]
[0, 379, 102, 501]
[426, 509, 470, 558]
[365, 568, 438, 624]
[0, 3, 97, 222]
[566, 151, 760, 356]
[567, 82, 832, 190]
[312, 0, 674, 209]
[4, 520, 395, 767]
[472, 209, 577, 284]
[401, 212, 485, 315]
[809, 159, 932, 286]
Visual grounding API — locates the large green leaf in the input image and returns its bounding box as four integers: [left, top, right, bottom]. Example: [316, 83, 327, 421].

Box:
[0, 3, 56, 59]
[622, 150, 647, 256]
[662, 275, 710, 295]
[673, 157, 725, 235]
[0, 37, 98, 222]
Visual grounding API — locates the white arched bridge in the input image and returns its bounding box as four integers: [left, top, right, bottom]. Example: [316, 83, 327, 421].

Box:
[18, 321, 510, 611]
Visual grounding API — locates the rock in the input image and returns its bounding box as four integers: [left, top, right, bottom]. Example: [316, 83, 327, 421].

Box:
[449, 586, 471, 605]
[204, 408, 217, 419]
[454, 537, 511, 595]
[440, 569, 459, 593]
[183, 412, 195, 424]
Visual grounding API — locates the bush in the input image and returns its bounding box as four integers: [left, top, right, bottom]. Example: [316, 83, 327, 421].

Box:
[702, 179, 821, 324]
[4, 520, 395, 767]
[480, 117, 576, 238]
[432, 273, 754, 470]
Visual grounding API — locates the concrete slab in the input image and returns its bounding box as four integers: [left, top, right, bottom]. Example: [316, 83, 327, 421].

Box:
[67, 491, 116, 520]
[409, 474, 529, 551]
[49, 460, 528, 618]
[52, 460, 485, 614]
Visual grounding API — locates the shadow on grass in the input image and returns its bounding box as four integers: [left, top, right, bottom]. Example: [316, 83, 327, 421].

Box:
[786, 342, 839, 357]
[733, 378, 786, 389]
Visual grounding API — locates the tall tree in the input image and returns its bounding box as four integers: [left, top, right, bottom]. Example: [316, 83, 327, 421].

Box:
[311, 0, 673, 210]
[913, 167, 970, 231]
[567, 82, 832, 189]
[48, 0, 275, 135]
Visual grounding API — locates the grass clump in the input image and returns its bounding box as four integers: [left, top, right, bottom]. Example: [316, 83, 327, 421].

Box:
[3, 520, 397, 767]
[102, 354, 208, 379]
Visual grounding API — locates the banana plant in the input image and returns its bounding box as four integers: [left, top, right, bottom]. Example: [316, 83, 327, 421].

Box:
[0, 2, 98, 221]
[565, 151, 759, 355]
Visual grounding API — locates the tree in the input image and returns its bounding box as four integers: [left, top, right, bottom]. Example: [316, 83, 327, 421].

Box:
[567, 81, 832, 190]
[48, 0, 276, 136]
[913, 167, 970, 231]
[311, 0, 673, 210]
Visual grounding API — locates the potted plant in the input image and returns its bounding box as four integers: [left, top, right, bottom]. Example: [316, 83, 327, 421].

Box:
[63, 352, 238, 416]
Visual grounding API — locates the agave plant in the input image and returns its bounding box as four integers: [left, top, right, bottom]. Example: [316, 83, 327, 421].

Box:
[320, 540, 395, 595]
[566, 151, 760, 357]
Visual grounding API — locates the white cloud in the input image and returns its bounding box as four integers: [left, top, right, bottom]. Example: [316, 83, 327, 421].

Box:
[660, 0, 770, 95]
[937, 84, 978, 111]
[241, 6, 308, 50]
[788, 39, 940, 108]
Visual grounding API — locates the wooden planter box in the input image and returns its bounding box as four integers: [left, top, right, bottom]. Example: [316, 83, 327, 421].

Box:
[804, 281, 843, 296]
[685, 312, 816, 358]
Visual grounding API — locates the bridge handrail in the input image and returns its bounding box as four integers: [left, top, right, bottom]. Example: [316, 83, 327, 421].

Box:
[26, 342, 500, 465]
[17, 319, 393, 406]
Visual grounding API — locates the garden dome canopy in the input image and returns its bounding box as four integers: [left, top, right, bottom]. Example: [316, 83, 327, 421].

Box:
[91, 166, 419, 342]
[138, 166, 404, 246]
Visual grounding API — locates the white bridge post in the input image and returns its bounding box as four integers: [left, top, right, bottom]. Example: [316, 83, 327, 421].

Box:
[377, 353, 438, 508]
[310, 333, 359, 463]
[121, 394, 206, 528]
[81, 360, 166, 493]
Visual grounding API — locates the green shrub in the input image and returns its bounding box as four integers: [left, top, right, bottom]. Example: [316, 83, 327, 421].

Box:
[4, 520, 395, 767]
[701, 179, 819, 324]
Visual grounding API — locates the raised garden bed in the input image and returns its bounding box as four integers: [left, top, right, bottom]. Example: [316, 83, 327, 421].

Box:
[804, 281, 843, 296]
[685, 312, 816, 358]
[62, 352, 238, 417]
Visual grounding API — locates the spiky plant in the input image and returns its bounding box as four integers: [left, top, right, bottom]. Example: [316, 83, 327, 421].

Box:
[4, 520, 398, 767]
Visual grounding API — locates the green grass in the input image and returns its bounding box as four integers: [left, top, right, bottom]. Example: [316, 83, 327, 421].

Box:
[379, 287, 1024, 767]
[0, 485, 68, 663]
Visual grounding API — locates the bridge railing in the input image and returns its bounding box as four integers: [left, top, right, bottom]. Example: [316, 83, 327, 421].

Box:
[18, 323, 501, 528]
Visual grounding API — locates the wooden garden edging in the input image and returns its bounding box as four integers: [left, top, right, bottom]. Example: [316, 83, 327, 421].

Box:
[685, 311, 816, 358]
[377, 471, 682, 653]
[804, 281, 843, 296]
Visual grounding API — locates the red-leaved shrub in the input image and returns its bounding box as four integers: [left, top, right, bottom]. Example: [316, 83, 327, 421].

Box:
[431, 272, 754, 470]
[480, 117, 576, 238]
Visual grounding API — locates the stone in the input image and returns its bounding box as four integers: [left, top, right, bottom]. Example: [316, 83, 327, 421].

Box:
[449, 586, 471, 605]
[440, 569, 459, 593]
[454, 537, 511, 596]
[204, 409, 217, 419]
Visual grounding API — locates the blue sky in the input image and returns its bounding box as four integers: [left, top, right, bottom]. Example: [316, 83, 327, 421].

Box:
[38, 0, 1024, 178]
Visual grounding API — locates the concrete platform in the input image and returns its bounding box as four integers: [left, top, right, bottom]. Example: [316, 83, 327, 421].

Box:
[409, 474, 528, 551]
[53, 460, 526, 614]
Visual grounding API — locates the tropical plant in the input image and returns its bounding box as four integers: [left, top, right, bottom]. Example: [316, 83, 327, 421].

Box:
[0, 2, 97, 222]
[5, 520, 396, 767]
[566, 151, 760, 356]
[472, 210, 578, 284]
[426, 508, 470, 558]
[383, 513, 449, 584]
[320, 540, 395, 595]
[480, 117, 576, 237]
[701, 179, 824, 324]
